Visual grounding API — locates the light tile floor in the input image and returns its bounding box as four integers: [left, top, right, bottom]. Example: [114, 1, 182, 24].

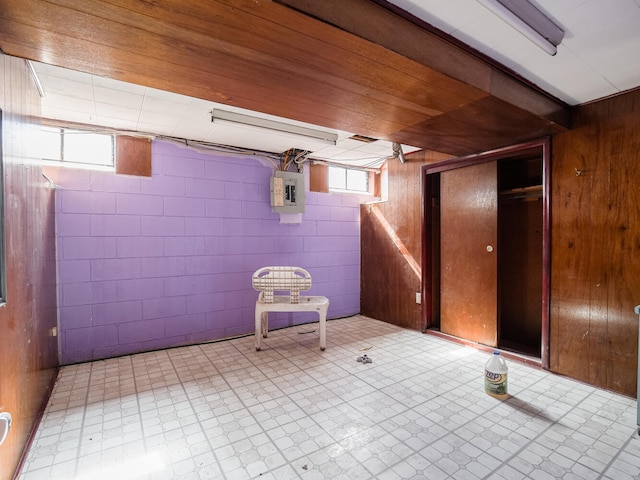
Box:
[18, 315, 640, 480]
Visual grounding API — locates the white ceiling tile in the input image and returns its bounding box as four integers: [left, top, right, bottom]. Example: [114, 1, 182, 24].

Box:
[604, 63, 640, 94]
[559, 0, 640, 95]
[142, 96, 190, 117]
[333, 138, 372, 151]
[38, 73, 94, 100]
[42, 92, 95, 115]
[136, 122, 177, 136]
[513, 46, 616, 104]
[40, 105, 97, 125]
[596, 33, 640, 92]
[93, 86, 144, 110]
[171, 117, 216, 140]
[94, 117, 139, 131]
[388, 0, 640, 106]
[402, 144, 422, 155]
[91, 75, 146, 95]
[34, 63, 93, 84]
[393, 0, 472, 34]
[180, 106, 213, 124]
[327, 149, 375, 161]
[95, 102, 141, 122]
[205, 129, 276, 152]
[310, 145, 346, 157]
[535, 0, 590, 16]
[188, 97, 216, 109]
[144, 86, 192, 104]
[350, 141, 391, 155]
[138, 109, 180, 128]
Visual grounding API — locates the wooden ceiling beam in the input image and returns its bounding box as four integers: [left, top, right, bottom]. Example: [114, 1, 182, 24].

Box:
[0, 0, 570, 155]
[277, 0, 570, 129]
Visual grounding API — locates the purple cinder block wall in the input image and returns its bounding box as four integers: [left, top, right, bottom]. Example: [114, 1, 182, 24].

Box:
[55, 140, 361, 364]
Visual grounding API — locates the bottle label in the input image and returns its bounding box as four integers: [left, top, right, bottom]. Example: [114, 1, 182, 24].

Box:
[484, 369, 507, 395]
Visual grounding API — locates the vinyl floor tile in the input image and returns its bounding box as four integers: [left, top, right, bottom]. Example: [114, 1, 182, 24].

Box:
[18, 315, 639, 480]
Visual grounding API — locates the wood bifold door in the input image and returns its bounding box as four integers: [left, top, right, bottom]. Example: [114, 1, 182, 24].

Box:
[422, 139, 550, 367]
[440, 161, 498, 346]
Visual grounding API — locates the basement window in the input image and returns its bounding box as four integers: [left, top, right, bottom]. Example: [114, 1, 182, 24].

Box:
[328, 166, 369, 193]
[36, 127, 115, 169]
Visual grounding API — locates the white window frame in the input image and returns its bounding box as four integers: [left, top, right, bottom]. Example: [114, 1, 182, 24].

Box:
[328, 165, 370, 194]
[37, 127, 115, 170]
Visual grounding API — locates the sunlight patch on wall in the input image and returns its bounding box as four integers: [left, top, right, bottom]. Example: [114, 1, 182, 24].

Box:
[368, 204, 421, 279]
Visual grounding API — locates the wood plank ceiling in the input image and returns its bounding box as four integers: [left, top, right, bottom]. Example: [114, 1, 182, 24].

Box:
[0, 0, 571, 156]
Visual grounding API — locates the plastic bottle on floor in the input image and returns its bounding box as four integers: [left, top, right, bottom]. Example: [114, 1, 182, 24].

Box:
[484, 351, 508, 399]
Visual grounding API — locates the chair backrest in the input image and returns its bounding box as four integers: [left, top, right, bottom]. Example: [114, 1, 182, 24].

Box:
[252, 266, 312, 303]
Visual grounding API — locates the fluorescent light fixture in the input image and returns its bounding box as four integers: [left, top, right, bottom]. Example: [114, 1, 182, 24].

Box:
[477, 0, 564, 55]
[25, 60, 45, 97]
[211, 109, 338, 145]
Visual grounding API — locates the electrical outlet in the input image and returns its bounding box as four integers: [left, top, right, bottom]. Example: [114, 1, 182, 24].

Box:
[415, 292, 421, 304]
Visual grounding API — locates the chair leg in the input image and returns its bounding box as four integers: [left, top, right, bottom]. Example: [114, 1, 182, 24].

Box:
[319, 309, 327, 351]
[255, 309, 262, 351]
[261, 312, 268, 338]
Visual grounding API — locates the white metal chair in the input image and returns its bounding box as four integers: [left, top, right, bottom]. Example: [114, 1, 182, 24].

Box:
[252, 266, 329, 351]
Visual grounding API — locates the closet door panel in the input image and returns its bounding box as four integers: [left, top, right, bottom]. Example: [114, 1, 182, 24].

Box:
[440, 161, 498, 346]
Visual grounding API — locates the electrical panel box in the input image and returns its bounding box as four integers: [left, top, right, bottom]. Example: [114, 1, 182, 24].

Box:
[270, 170, 305, 214]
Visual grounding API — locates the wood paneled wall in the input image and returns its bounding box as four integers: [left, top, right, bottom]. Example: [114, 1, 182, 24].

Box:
[115, 136, 152, 176]
[0, 54, 58, 480]
[309, 163, 329, 193]
[362, 87, 640, 397]
[361, 150, 449, 330]
[551, 89, 640, 397]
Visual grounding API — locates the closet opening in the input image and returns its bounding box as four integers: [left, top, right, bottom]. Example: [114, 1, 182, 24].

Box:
[498, 155, 543, 358]
[421, 138, 550, 368]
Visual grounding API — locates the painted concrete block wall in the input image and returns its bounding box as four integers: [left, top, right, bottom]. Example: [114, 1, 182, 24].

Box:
[56, 140, 360, 364]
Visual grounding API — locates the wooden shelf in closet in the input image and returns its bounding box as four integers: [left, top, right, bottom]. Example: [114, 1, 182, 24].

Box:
[499, 184, 542, 200]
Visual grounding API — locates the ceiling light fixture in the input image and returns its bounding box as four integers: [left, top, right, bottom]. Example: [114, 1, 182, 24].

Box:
[392, 142, 406, 164]
[210, 109, 338, 146]
[477, 0, 564, 55]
